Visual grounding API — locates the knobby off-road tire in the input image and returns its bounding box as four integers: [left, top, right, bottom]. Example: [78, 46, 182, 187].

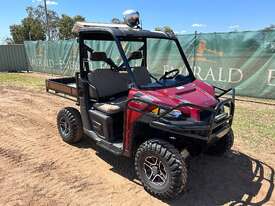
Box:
[206, 129, 234, 156]
[57, 107, 83, 143]
[135, 139, 187, 200]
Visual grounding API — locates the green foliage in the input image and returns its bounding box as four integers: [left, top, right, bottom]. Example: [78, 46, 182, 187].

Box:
[10, 5, 58, 43]
[154, 27, 162, 31]
[58, 15, 85, 39]
[263, 24, 275, 32]
[23, 17, 46, 40]
[5, 37, 14, 45]
[154, 26, 174, 33]
[10, 25, 25, 44]
[10, 17, 46, 44]
[26, 5, 59, 38]
[111, 18, 123, 24]
[74, 15, 86, 22]
[163, 26, 174, 33]
[58, 15, 74, 39]
[9, 5, 85, 42]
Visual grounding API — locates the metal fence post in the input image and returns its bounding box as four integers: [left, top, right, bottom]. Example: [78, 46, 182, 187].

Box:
[192, 31, 198, 71]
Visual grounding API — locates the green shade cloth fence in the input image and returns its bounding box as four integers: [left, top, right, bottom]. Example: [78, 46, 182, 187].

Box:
[24, 30, 275, 99]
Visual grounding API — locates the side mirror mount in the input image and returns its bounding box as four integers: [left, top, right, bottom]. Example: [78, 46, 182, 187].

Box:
[90, 52, 118, 70]
[90, 52, 108, 61]
[128, 51, 142, 60]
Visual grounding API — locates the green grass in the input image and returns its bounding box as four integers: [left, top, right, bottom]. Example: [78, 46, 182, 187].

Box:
[0, 72, 45, 90]
[233, 103, 275, 150]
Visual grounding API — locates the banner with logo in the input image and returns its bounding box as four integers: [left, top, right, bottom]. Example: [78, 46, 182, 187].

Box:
[24, 30, 275, 99]
[190, 31, 275, 99]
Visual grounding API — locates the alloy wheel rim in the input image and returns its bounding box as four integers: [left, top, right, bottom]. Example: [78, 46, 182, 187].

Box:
[143, 156, 167, 186]
[60, 117, 70, 136]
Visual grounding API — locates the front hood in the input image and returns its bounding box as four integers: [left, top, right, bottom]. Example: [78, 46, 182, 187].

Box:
[141, 81, 218, 109]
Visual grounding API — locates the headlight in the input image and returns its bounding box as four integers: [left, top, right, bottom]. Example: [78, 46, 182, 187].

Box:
[151, 107, 185, 120]
[167, 110, 182, 118]
[165, 110, 186, 121]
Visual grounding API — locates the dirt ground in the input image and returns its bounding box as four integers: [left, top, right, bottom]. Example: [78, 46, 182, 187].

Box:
[0, 86, 274, 206]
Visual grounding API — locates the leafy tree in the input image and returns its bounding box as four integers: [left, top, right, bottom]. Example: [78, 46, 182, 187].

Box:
[58, 15, 85, 39]
[9, 5, 57, 43]
[154, 27, 162, 31]
[263, 24, 275, 32]
[26, 5, 59, 39]
[22, 17, 46, 40]
[58, 15, 74, 39]
[111, 18, 123, 24]
[10, 17, 45, 43]
[9, 5, 86, 42]
[10, 25, 25, 44]
[154, 26, 174, 34]
[163, 26, 174, 33]
[5, 37, 14, 45]
[74, 15, 86, 23]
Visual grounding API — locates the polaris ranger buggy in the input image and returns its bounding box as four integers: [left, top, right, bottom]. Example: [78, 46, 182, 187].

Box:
[46, 14, 235, 200]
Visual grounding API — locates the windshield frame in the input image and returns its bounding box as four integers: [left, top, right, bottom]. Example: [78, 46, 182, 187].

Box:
[79, 29, 196, 89]
[116, 36, 196, 89]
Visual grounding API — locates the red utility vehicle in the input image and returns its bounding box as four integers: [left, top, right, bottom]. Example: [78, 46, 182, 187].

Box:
[46, 20, 235, 200]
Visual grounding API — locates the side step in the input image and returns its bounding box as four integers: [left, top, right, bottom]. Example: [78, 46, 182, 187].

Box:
[84, 129, 123, 155]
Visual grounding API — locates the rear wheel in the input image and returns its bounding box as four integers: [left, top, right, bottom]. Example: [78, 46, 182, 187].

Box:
[57, 107, 83, 143]
[206, 129, 234, 155]
[135, 139, 187, 200]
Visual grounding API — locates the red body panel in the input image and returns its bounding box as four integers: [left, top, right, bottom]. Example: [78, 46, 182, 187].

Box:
[123, 79, 218, 155]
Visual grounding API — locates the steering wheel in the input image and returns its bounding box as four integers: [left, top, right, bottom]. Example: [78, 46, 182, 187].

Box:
[159, 69, 180, 81]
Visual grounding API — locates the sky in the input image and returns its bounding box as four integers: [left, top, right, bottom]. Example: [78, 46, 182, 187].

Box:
[1, 0, 275, 43]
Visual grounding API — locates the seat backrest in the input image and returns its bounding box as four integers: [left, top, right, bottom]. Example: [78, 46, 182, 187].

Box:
[132, 67, 151, 86]
[88, 69, 129, 99]
[88, 67, 151, 100]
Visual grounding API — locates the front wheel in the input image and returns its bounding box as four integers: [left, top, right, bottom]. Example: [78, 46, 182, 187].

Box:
[134, 139, 187, 200]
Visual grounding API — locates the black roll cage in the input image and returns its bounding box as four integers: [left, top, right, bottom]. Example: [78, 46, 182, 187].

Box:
[78, 28, 196, 88]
